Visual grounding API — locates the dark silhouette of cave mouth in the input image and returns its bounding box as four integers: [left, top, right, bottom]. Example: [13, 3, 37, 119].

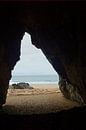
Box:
[5, 33, 80, 116]
[0, 31, 80, 118]
[0, 2, 86, 129]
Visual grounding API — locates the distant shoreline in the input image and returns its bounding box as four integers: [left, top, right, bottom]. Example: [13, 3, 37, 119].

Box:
[9, 81, 58, 85]
[10, 75, 59, 84]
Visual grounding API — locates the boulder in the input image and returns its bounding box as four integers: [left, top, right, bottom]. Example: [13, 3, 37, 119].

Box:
[12, 82, 34, 89]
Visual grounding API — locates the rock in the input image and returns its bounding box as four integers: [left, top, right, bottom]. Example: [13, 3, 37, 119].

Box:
[59, 78, 84, 105]
[12, 82, 34, 89]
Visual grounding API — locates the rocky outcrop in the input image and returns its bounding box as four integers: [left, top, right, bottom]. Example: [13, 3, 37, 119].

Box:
[59, 78, 84, 104]
[0, 2, 86, 105]
[12, 82, 33, 89]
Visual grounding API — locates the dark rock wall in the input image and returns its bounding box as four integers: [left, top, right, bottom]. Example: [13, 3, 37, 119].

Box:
[25, 3, 86, 103]
[0, 5, 25, 105]
[0, 2, 86, 104]
[24, 3, 86, 103]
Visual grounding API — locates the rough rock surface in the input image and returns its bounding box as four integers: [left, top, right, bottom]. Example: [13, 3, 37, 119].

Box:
[59, 78, 84, 104]
[11, 82, 33, 89]
[0, 2, 86, 105]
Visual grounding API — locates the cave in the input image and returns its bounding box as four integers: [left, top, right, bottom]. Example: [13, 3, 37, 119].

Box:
[0, 1, 86, 129]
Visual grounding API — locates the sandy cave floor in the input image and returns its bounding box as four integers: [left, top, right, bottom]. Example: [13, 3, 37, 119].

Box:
[2, 84, 80, 115]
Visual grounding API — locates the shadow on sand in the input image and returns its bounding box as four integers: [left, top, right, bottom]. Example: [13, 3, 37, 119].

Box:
[0, 105, 86, 130]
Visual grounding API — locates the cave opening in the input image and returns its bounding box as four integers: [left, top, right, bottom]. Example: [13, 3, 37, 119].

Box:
[2, 32, 80, 115]
[0, 2, 85, 129]
[10, 32, 59, 85]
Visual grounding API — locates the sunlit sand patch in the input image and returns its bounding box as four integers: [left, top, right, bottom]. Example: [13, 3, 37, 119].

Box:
[8, 84, 60, 96]
[4, 84, 80, 115]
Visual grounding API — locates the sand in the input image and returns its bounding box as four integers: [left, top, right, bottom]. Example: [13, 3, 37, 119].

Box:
[3, 84, 80, 115]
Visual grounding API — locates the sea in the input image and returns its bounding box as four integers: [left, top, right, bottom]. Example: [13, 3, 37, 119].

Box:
[10, 75, 59, 85]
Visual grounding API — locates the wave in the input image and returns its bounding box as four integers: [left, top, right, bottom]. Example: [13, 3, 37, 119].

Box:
[9, 81, 58, 85]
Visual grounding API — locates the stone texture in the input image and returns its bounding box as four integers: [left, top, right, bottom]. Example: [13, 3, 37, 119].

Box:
[59, 78, 84, 104]
[11, 82, 33, 89]
[0, 45, 11, 106]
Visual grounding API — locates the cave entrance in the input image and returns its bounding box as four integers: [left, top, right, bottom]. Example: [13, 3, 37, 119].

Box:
[5, 33, 79, 115]
[10, 32, 59, 85]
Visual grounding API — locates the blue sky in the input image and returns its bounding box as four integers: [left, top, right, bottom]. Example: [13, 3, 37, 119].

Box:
[12, 33, 58, 76]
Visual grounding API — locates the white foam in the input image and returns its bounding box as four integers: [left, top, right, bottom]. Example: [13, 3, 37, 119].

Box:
[9, 81, 58, 85]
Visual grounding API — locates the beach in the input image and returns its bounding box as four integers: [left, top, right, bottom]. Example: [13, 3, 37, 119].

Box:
[3, 84, 80, 115]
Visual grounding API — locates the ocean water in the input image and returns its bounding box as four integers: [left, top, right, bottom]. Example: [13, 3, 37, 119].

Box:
[10, 75, 59, 84]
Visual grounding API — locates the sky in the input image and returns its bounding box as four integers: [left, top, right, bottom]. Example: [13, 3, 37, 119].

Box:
[12, 32, 58, 76]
